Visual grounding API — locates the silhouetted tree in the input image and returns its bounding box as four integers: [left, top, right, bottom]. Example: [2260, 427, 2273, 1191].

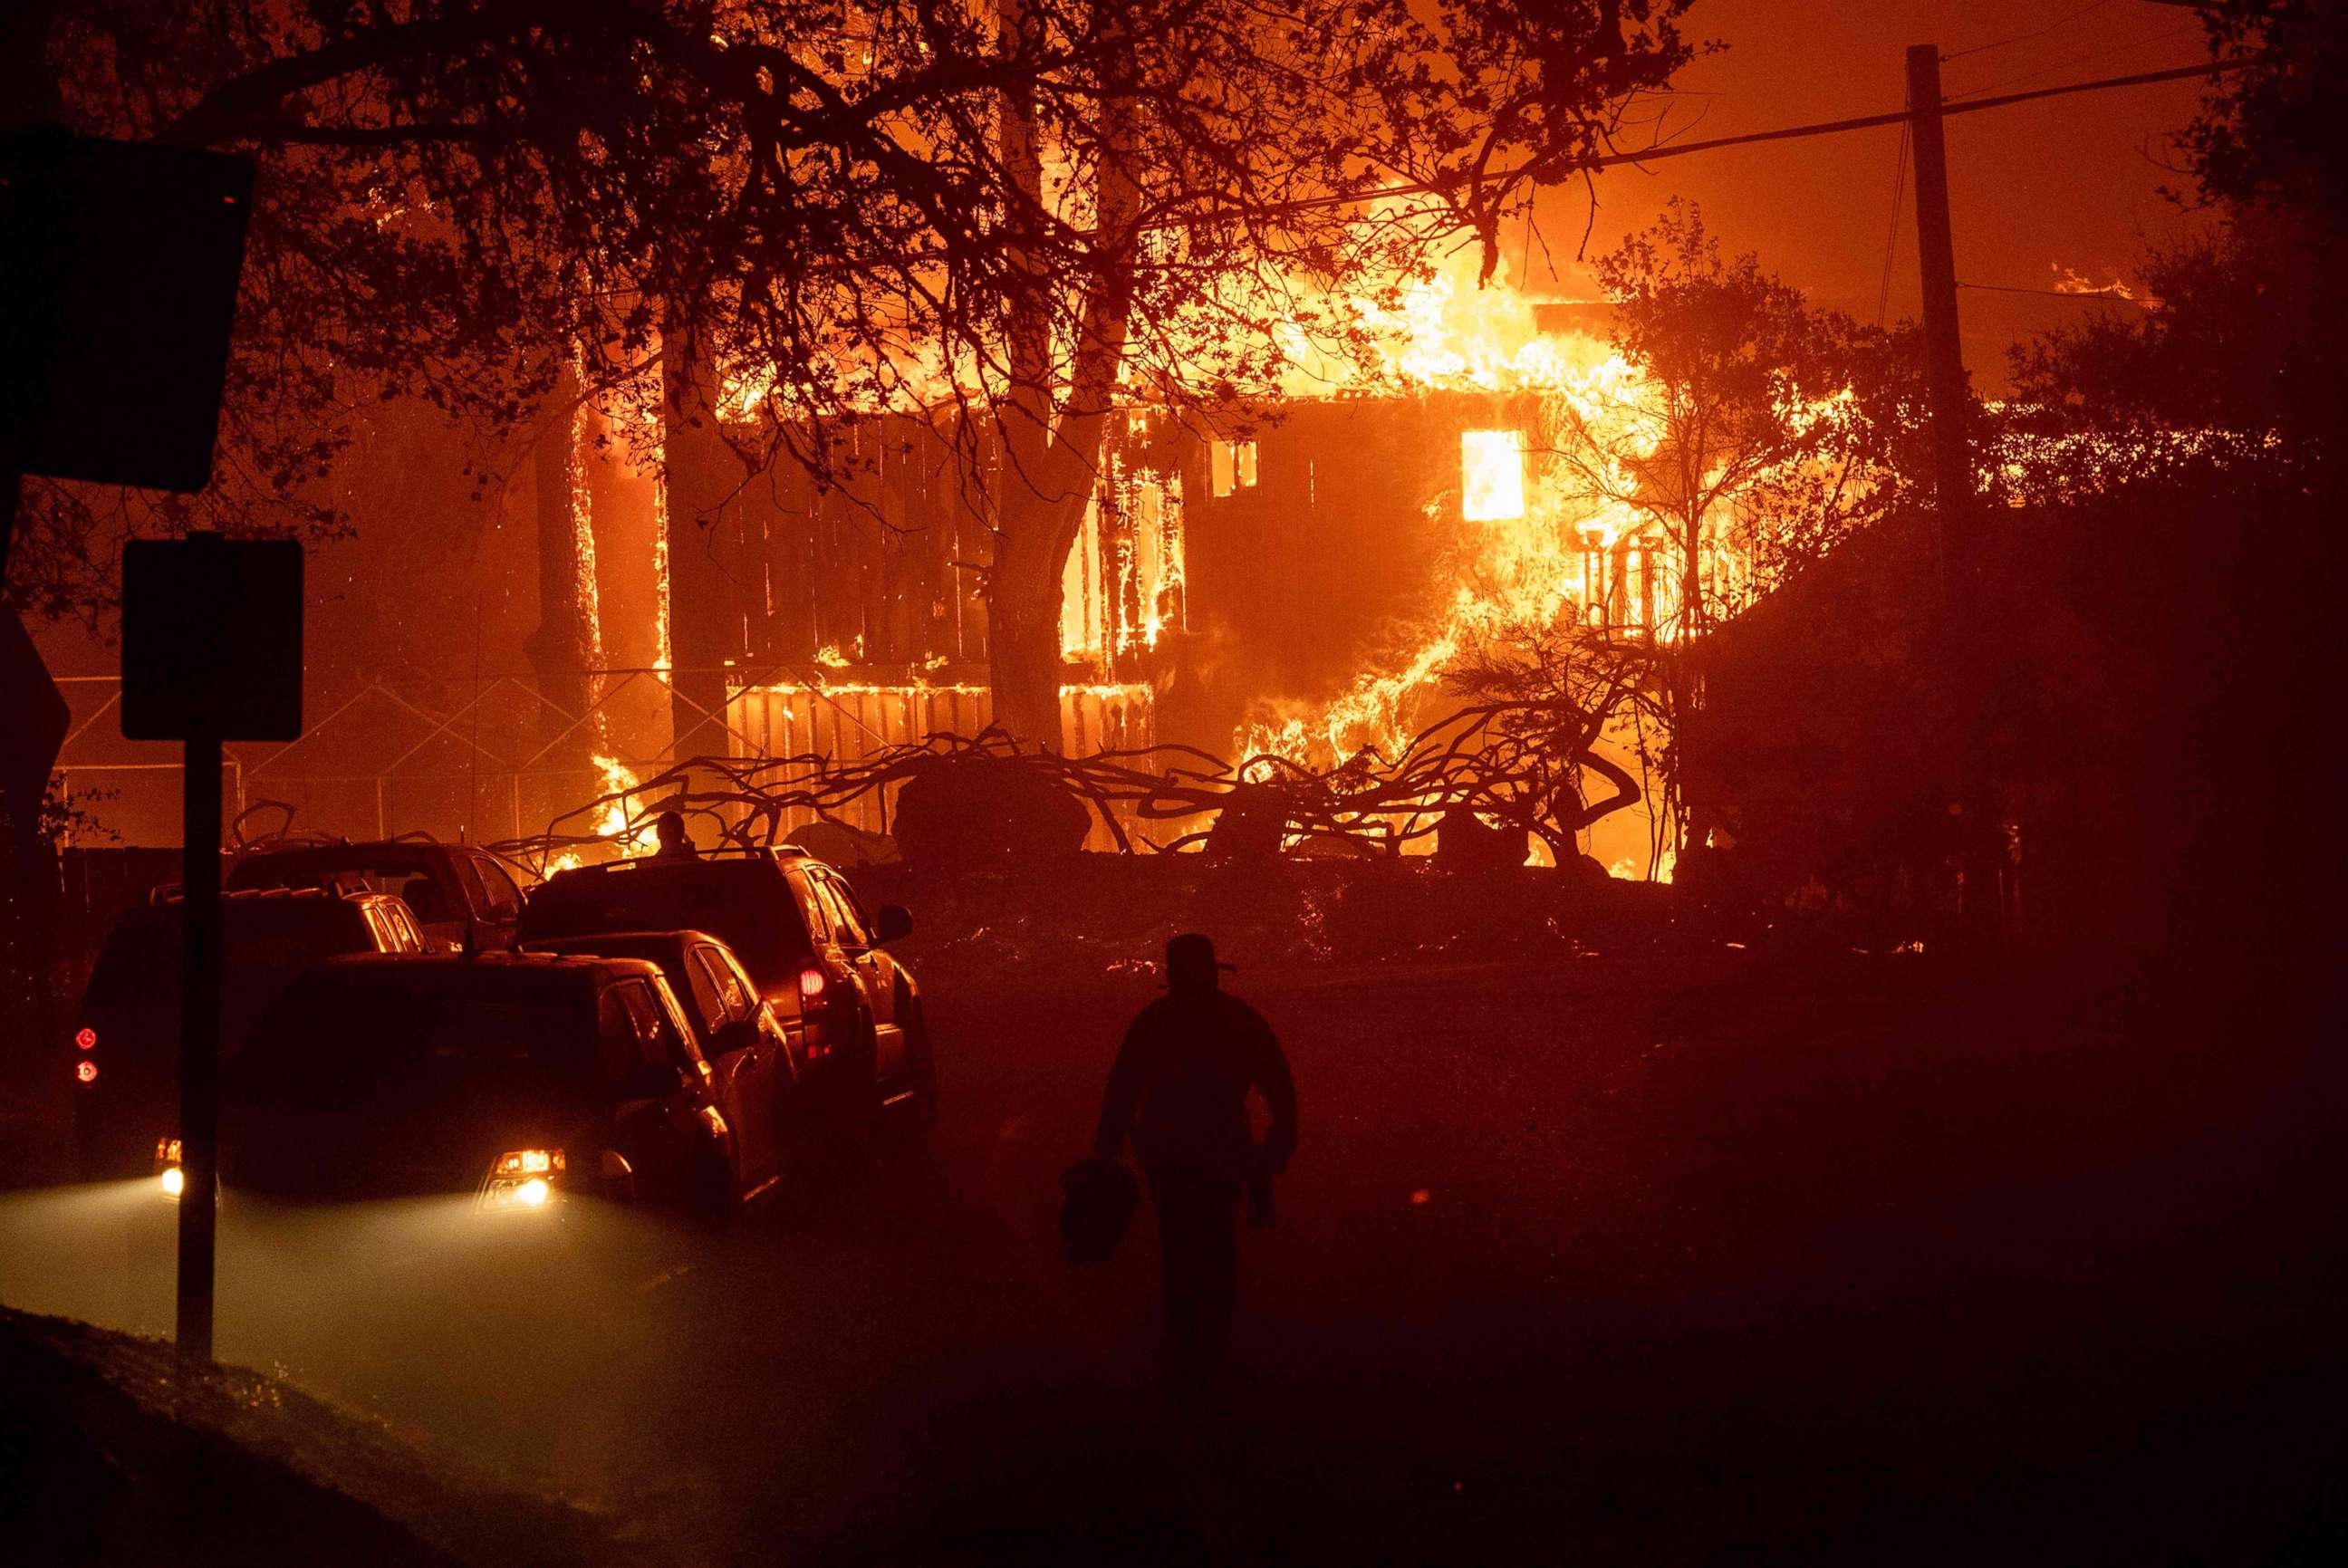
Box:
[2002, 0, 2342, 491]
[1536, 201, 1927, 853]
[961, 0, 1702, 741]
[1438, 615, 1645, 863]
[1548, 201, 1925, 638]
[9, 0, 1700, 755]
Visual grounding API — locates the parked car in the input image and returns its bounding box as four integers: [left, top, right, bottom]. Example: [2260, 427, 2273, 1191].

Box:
[518, 928, 784, 1057]
[522, 929, 795, 1167]
[517, 848, 933, 1122]
[226, 839, 527, 954]
[72, 885, 429, 1179]
[209, 953, 781, 1213]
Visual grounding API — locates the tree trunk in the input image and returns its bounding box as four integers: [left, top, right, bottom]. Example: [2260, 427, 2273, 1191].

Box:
[659, 321, 738, 764]
[522, 362, 597, 762]
[987, 495, 1071, 745]
[985, 16, 1140, 748]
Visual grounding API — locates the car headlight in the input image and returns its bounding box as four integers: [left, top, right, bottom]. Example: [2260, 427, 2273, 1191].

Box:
[159, 1165, 185, 1198]
[481, 1149, 565, 1211]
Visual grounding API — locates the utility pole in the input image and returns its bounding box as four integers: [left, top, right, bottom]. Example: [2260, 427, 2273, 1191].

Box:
[1906, 43, 1997, 934]
[1907, 44, 1971, 612]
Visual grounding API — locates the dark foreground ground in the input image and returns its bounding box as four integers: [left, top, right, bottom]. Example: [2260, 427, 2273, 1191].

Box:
[4, 938, 2343, 1565]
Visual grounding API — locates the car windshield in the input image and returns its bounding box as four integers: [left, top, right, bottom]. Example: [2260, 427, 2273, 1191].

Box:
[520, 862, 811, 990]
[236, 971, 611, 1111]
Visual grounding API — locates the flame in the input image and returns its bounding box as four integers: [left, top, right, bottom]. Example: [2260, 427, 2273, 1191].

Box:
[569, 393, 609, 671]
[536, 751, 656, 879]
[652, 477, 673, 675]
[2051, 264, 2152, 304]
[1237, 243, 1827, 776]
[1062, 448, 1188, 661]
[593, 754, 656, 854]
[1236, 361, 1656, 767]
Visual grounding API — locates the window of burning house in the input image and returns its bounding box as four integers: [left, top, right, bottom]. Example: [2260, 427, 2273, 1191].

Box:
[1459, 429, 1525, 522]
[1208, 439, 1258, 498]
[1060, 452, 1188, 666]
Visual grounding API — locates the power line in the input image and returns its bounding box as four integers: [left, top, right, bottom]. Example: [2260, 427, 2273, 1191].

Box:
[1873, 120, 1910, 327]
[1947, 20, 2207, 101]
[1958, 279, 2152, 303]
[1942, 0, 2120, 63]
[1542, 58, 2240, 173]
[1158, 56, 2254, 233]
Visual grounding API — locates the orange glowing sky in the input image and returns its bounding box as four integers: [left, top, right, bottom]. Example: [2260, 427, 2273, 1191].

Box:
[1523, 0, 2216, 387]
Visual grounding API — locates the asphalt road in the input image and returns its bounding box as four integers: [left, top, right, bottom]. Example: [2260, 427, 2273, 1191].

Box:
[4, 949, 2342, 1565]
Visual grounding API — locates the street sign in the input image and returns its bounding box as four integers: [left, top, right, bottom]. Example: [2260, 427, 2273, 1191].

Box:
[118, 531, 303, 1367]
[0, 132, 255, 495]
[121, 534, 303, 741]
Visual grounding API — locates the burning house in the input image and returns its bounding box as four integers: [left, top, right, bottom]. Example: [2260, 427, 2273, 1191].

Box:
[49, 258, 1745, 879]
[577, 266, 1712, 871]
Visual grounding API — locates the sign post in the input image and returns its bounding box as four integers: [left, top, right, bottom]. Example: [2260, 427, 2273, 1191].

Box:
[122, 533, 302, 1368]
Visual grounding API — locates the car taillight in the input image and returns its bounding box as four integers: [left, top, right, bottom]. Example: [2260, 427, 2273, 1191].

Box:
[798, 966, 842, 1059]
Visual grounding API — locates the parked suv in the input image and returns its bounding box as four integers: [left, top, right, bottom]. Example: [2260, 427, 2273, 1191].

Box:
[216, 953, 779, 1212]
[226, 839, 527, 954]
[517, 849, 933, 1121]
[72, 885, 428, 1179]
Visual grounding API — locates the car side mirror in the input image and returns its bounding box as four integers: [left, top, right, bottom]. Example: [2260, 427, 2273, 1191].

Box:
[621, 1061, 687, 1100]
[874, 904, 913, 943]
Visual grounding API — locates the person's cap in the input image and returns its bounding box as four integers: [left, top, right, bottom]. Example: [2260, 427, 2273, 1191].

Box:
[1164, 932, 1237, 976]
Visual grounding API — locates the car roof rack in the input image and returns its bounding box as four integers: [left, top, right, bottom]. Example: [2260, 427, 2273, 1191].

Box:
[149, 883, 342, 907]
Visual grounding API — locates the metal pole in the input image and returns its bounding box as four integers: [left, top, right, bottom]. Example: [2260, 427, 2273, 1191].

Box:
[176, 735, 222, 1366]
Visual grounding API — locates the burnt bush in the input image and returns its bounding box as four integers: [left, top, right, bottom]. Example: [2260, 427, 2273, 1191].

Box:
[889, 754, 1091, 867]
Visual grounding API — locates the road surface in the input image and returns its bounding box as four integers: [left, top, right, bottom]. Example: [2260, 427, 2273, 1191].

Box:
[3, 948, 2341, 1565]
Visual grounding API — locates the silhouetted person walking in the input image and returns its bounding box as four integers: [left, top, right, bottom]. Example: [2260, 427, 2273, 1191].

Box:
[652, 809, 698, 860]
[1095, 933, 1297, 1416]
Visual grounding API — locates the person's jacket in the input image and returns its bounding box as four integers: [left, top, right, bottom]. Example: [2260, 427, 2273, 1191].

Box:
[1094, 986, 1297, 1182]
